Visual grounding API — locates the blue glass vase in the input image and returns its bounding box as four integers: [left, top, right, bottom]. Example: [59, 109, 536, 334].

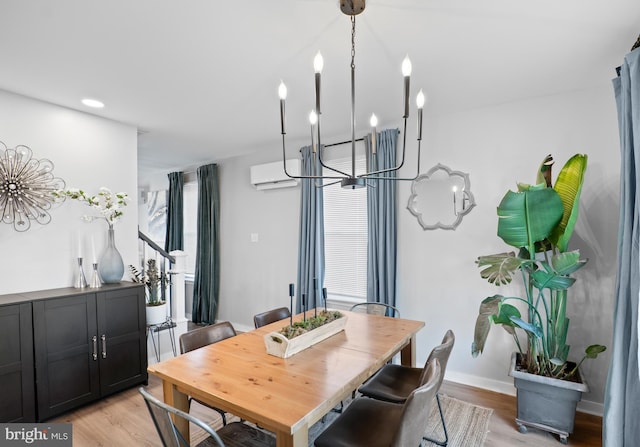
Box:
[99, 225, 124, 283]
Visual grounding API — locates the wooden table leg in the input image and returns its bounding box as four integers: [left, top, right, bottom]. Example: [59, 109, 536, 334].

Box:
[400, 334, 416, 367]
[162, 380, 190, 441]
[276, 424, 308, 447]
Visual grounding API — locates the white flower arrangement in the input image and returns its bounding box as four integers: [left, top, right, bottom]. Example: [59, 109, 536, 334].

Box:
[54, 187, 129, 226]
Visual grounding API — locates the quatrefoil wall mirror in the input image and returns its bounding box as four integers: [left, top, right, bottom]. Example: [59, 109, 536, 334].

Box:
[407, 163, 476, 230]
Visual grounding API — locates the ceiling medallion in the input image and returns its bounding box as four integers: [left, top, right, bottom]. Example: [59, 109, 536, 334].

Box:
[0, 141, 66, 232]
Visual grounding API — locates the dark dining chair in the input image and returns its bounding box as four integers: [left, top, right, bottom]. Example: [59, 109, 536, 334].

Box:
[357, 329, 455, 446]
[349, 302, 400, 318]
[179, 321, 238, 426]
[253, 307, 291, 328]
[314, 359, 441, 447]
[139, 387, 276, 447]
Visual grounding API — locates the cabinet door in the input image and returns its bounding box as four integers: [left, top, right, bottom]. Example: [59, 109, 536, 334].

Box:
[0, 303, 35, 422]
[33, 294, 99, 421]
[96, 286, 147, 396]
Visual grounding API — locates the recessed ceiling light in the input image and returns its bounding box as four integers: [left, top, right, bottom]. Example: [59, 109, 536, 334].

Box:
[81, 98, 104, 108]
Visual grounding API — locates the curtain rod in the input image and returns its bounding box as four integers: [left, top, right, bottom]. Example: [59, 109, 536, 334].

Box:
[324, 137, 364, 148]
[322, 129, 403, 149]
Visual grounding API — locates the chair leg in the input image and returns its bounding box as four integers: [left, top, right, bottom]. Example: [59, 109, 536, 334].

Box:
[422, 394, 448, 447]
[216, 409, 227, 426]
[189, 397, 228, 427]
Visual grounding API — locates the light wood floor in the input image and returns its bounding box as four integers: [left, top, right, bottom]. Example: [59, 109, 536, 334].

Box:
[51, 375, 602, 446]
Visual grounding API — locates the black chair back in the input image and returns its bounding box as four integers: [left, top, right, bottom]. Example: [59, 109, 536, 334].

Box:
[349, 302, 401, 318]
[253, 307, 291, 328]
[420, 329, 455, 390]
[179, 321, 237, 354]
[392, 359, 441, 447]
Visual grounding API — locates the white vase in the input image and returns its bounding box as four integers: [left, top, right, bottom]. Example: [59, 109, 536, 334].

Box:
[146, 302, 168, 325]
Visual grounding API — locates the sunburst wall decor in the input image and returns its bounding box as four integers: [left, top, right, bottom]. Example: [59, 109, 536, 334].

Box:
[0, 141, 66, 232]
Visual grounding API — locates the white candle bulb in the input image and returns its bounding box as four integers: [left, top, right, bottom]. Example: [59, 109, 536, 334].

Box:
[369, 113, 378, 128]
[309, 110, 318, 125]
[416, 90, 425, 109]
[278, 81, 287, 100]
[402, 56, 412, 77]
[314, 52, 324, 74]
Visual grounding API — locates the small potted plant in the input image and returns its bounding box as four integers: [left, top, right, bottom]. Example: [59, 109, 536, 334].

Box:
[472, 154, 605, 444]
[129, 259, 168, 325]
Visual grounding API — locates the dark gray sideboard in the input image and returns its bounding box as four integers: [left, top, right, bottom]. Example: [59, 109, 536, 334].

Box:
[0, 282, 147, 422]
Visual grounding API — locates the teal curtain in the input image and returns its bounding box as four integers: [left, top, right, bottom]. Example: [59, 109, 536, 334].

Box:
[365, 129, 398, 308]
[192, 164, 220, 324]
[296, 146, 325, 313]
[165, 171, 184, 252]
[604, 48, 640, 446]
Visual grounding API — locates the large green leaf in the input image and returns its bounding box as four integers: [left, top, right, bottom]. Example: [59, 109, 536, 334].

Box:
[510, 316, 544, 339]
[497, 188, 564, 257]
[550, 154, 588, 252]
[530, 269, 576, 290]
[489, 302, 521, 330]
[551, 250, 587, 276]
[476, 252, 528, 286]
[472, 295, 503, 357]
[585, 344, 606, 359]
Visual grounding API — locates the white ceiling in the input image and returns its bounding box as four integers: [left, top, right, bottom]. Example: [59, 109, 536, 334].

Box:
[1, 0, 638, 179]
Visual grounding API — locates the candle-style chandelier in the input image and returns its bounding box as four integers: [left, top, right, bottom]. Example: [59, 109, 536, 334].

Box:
[278, 0, 425, 189]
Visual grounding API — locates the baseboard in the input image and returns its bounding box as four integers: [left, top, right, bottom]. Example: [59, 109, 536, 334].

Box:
[445, 371, 603, 417]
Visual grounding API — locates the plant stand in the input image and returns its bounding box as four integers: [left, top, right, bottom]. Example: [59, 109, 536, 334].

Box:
[147, 318, 176, 362]
[509, 352, 588, 444]
[264, 314, 347, 358]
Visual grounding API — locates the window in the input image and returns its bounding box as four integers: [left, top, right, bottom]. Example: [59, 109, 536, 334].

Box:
[323, 156, 368, 299]
[183, 182, 198, 277]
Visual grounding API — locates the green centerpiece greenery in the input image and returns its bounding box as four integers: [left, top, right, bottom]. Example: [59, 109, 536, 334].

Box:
[472, 154, 605, 379]
[275, 310, 343, 341]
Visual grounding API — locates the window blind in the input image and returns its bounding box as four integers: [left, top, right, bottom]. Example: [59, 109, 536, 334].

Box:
[323, 156, 368, 298]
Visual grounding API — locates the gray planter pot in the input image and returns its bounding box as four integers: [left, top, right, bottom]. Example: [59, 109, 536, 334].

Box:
[509, 352, 588, 444]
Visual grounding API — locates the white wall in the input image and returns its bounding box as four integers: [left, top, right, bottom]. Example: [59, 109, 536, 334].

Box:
[0, 90, 138, 295]
[396, 84, 619, 413]
[218, 153, 300, 332]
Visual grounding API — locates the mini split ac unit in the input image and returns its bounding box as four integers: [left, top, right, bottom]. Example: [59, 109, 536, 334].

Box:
[250, 159, 300, 191]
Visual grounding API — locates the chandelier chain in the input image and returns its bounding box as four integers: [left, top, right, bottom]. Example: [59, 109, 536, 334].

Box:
[351, 16, 356, 70]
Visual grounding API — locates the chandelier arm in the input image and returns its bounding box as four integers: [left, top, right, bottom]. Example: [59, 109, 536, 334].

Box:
[317, 179, 343, 188]
[281, 135, 348, 180]
[360, 119, 409, 177]
[316, 121, 351, 177]
[360, 141, 422, 181]
[361, 124, 422, 181]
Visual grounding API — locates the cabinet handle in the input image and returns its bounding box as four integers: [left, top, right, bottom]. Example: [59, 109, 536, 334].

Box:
[101, 334, 107, 359]
[92, 335, 98, 361]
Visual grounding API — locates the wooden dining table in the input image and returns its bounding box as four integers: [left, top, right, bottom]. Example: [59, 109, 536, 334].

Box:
[147, 309, 425, 447]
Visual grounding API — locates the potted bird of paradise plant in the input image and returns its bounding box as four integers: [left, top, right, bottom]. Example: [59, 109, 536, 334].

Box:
[472, 153, 605, 444]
